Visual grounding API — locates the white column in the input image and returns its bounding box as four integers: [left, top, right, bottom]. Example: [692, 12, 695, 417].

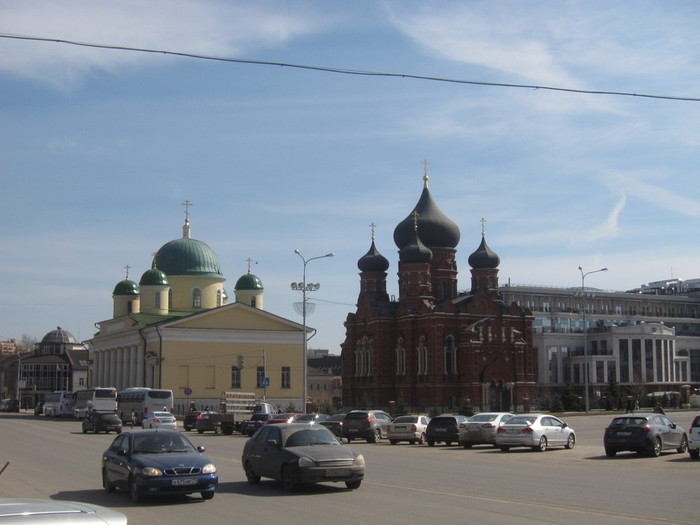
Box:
[136, 345, 145, 387]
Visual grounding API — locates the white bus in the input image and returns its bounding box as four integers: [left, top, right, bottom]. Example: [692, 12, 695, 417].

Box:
[73, 387, 118, 419]
[42, 391, 74, 417]
[117, 387, 174, 424]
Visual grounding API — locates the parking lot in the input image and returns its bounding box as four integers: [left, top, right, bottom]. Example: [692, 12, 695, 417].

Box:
[1, 410, 698, 524]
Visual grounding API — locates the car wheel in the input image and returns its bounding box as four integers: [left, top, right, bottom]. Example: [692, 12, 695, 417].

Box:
[185, 426, 191, 431]
[605, 448, 617, 458]
[244, 462, 260, 485]
[82, 426, 87, 434]
[345, 480, 361, 490]
[215, 425, 223, 435]
[535, 436, 547, 452]
[198, 429, 204, 434]
[129, 478, 141, 503]
[102, 469, 115, 494]
[650, 437, 662, 457]
[418, 433, 426, 445]
[462, 442, 473, 449]
[677, 435, 688, 454]
[565, 434, 576, 450]
[368, 428, 381, 443]
[689, 449, 700, 460]
[281, 465, 297, 492]
[427, 441, 435, 447]
[389, 440, 397, 445]
[500, 446, 510, 452]
[201, 491, 215, 500]
[445, 441, 452, 446]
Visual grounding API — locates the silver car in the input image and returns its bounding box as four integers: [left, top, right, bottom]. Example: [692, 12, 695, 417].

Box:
[459, 412, 514, 448]
[495, 414, 576, 452]
[0, 499, 127, 524]
[387, 415, 430, 445]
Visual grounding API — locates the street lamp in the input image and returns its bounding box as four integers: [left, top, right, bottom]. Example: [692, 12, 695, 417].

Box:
[579, 266, 608, 413]
[292, 249, 334, 414]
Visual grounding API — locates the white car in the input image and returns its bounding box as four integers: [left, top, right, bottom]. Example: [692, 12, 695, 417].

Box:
[387, 415, 430, 445]
[0, 499, 126, 524]
[495, 414, 575, 452]
[142, 411, 177, 430]
[688, 414, 700, 460]
[459, 412, 515, 448]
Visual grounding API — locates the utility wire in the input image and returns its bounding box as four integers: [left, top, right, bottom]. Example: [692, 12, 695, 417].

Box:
[2, 33, 699, 103]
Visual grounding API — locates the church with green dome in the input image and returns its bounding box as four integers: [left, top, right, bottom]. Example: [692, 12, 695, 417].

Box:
[89, 208, 304, 413]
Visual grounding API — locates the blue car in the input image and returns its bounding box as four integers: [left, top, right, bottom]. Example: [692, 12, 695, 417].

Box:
[102, 429, 218, 502]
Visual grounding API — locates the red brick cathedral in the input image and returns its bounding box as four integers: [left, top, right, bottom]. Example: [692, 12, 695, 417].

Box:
[341, 175, 536, 412]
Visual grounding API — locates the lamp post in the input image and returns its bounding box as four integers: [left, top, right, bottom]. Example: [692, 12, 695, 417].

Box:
[292, 249, 334, 414]
[579, 266, 608, 413]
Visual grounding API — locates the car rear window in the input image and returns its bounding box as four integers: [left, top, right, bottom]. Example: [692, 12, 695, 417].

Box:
[393, 416, 417, 423]
[611, 417, 647, 426]
[470, 414, 497, 422]
[430, 417, 455, 424]
[345, 412, 369, 420]
[506, 416, 536, 425]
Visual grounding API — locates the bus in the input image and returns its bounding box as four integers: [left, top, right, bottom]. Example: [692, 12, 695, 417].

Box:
[42, 391, 74, 417]
[72, 387, 118, 419]
[117, 387, 174, 424]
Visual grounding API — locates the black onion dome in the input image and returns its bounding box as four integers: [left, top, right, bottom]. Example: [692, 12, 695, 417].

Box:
[393, 176, 461, 249]
[399, 230, 433, 264]
[358, 240, 390, 272]
[468, 236, 500, 269]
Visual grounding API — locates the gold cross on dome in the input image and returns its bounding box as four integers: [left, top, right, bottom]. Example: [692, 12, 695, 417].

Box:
[124, 264, 131, 279]
[412, 210, 420, 231]
[480, 217, 487, 236]
[181, 200, 193, 220]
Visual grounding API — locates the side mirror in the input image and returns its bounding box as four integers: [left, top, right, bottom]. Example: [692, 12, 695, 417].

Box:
[197, 446, 206, 453]
[266, 439, 279, 448]
[670, 423, 677, 429]
[562, 423, 568, 428]
[117, 449, 128, 457]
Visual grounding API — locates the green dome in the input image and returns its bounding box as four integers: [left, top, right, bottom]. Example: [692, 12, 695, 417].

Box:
[235, 273, 264, 291]
[113, 279, 140, 296]
[156, 237, 223, 278]
[139, 267, 169, 286]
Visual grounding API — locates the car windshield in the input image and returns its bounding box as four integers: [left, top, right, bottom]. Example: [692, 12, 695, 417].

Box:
[692, 416, 700, 427]
[283, 427, 338, 447]
[506, 416, 536, 425]
[393, 416, 417, 423]
[132, 433, 194, 454]
[470, 414, 498, 422]
[294, 414, 318, 422]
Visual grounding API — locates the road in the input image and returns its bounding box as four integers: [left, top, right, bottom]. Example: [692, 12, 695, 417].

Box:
[0, 411, 697, 525]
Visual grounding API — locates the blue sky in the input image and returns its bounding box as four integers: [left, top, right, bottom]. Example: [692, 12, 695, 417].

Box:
[2, 1, 700, 352]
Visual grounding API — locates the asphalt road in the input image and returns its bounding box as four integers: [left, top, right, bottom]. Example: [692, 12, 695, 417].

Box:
[1, 410, 697, 525]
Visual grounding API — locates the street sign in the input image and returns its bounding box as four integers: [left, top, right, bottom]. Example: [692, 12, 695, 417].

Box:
[260, 377, 270, 388]
[184, 387, 192, 396]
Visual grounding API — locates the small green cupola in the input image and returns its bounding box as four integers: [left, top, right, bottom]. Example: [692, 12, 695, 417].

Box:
[234, 260, 264, 309]
[112, 266, 141, 318]
[139, 258, 170, 315]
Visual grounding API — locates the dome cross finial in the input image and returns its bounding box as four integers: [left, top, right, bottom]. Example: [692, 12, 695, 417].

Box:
[480, 217, 487, 237]
[412, 210, 420, 231]
[422, 160, 430, 188]
[180, 200, 193, 238]
[124, 264, 131, 279]
[369, 222, 376, 241]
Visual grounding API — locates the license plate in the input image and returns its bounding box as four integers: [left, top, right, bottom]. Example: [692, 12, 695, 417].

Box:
[349, 429, 359, 433]
[326, 468, 350, 477]
[395, 426, 407, 431]
[616, 432, 631, 436]
[468, 427, 479, 432]
[435, 428, 446, 432]
[507, 429, 520, 434]
[172, 478, 197, 486]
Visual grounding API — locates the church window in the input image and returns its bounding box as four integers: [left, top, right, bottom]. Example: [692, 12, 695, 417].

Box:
[231, 366, 241, 388]
[192, 288, 202, 308]
[257, 366, 265, 388]
[127, 300, 133, 314]
[417, 336, 428, 376]
[154, 292, 161, 309]
[444, 336, 457, 374]
[281, 366, 291, 388]
[251, 297, 256, 308]
[216, 289, 222, 307]
[396, 338, 406, 376]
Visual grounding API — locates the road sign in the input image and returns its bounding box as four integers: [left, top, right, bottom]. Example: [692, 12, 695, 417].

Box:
[260, 377, 270, 388]
[184, 387, 192, 396]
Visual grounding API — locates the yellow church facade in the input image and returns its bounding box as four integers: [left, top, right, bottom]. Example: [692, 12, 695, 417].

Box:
[88, 209, 306, 413]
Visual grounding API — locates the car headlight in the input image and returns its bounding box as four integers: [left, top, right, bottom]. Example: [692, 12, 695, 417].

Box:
[141, 467, 163, 476]
[298, 456, 315, 468]
[353, 454, 365, 467]
[201, 463, 217, 474]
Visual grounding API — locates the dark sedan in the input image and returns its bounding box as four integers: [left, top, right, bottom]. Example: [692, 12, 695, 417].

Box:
[240, 413, 274, 436]
[603, 413, 688, 457]
[426, 415, 470, 446]
[102, 429, 218, 502]
[241, 423, 365, 492]
[83, 412, 122, 434]
[320, 413, 346, 438]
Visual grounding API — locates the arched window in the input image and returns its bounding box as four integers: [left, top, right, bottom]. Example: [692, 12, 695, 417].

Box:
[154, 291, 161, 309]
[444, 335, 457, 375]
[417, 336, 428, 376]
[216, 289, 222, 307]
[192, 288, 202, 308]
[395, 338, 405, 376]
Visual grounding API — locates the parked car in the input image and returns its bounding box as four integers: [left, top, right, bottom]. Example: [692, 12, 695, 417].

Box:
[102, 429, 217, 502]
[425, 415, 470, 446]
[342, 410, 393, 443]
[387, 415, 430, 445]
[293, 413, 330, 424]
[142, 411, 177, 430]
[82, 411, 123, 434]
[459, 412, 515, 448]
[320, 413, 346, 438]
[0, 498, 127, 524]
[183, 410, 201, 431]
[0, 399, 19, 412]
[240, 413, 274, 436]
[603, 413, 687, 457]
[266, 413, 300, 425]
[496, 414, 575, 452]
[241, 423, 365, 492]
[33, 402, 44, 416]
[195, 411, 221, 434]
[688, 414, 700, 460]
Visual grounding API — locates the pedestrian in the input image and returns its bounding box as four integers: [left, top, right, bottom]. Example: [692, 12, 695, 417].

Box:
[131, 409, 137, 428]
[634, 399, 639, 412]
[654, 402, 665, 415]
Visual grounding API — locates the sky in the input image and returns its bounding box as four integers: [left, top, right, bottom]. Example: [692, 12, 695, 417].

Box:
[2, 0, 700, 353]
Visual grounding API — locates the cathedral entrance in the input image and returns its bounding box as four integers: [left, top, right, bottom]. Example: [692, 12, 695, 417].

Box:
[484, 380, 512, 412]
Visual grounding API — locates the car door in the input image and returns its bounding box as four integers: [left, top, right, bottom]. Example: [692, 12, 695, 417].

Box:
[259, 426, 285, 479]
[542, 417, 563, 445]
[657, 415, 680, 449]
[376, 412, 392, 437]
[103, 434, 129, 488]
